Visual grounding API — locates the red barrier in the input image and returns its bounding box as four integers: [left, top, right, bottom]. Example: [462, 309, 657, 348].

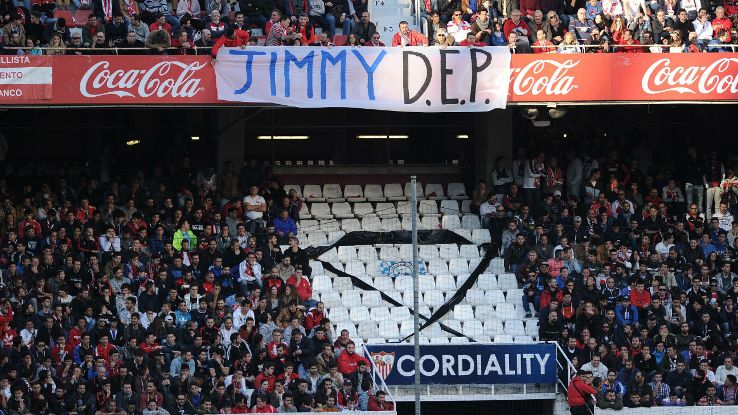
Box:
[3, 53, 738, 105]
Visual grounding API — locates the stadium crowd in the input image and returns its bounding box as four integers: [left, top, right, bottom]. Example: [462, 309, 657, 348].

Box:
[476, 146, 738, 408]
[0, 158, 396, 414]
[2, 0, 738, 53]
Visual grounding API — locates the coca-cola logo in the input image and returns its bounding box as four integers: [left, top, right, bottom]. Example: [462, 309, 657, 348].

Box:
[80, 61, 206, 98]
[510, 59, 580, 96]
[642, 58, 738, 95]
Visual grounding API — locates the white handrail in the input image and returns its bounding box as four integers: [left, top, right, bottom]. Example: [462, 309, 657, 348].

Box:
[361, 343, 397, 407]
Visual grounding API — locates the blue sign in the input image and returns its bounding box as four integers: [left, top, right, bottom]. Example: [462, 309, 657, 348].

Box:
[365, 343, 556, 385]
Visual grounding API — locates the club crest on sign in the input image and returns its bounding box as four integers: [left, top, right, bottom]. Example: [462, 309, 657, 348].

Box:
[370, 351, 395, 381]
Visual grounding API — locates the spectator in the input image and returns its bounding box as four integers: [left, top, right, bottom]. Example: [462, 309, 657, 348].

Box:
[352, 10, 376, 44]
[568, 370, 597, 415]
[446, 8, 471, 43]
[570, 8, 595, 42]
[392, 20, 429, 46]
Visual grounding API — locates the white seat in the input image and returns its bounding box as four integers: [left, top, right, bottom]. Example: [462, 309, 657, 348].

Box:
[497, 273, 518, 290]
[310, 261, 325, 276]
[438, 244, 459, 260]
[450, 336, 470, 343]
[430, 336, 449, 344]
[465, 289, 486, 306]
[373, 276, 394, 292]
[496, 303, 519, 320]
[477, 274, 498, 290]
[335, 322, 358, 337]
[475, 305, 496, 320]
[345, 260, 366, 277]
[366, 337, 386, 344]
[350, 306, 371, 322]
[484, 320, 505, 337]
[456, 274, 471, 289]
[384, 183, 405, 201]
[506, 289, 524, 302]
[440, 200, 460, 216]
[404, 182, 424, 199]
[485, 289, 506, 305]
[418, 277, 436, 291]
[320, 290, 341, 306]
[304, 185, 325, 202]
[358, 322, 379, 339]
[365, 260, 381, 277]
[515, 335, 535, 343]
[442, 320, 463, 336]
[448, 183, 469, 200]
[378, 320, 400, 339]
[308, 232, 328, 246]
[453, 304, 475, 321]
[460, 245, 481, 260]
[341, 290, 363, 309]
[284, 184, 303, 198]
[398, 244, 414, 259]
[341, 218, 361, 233]
[420, 216, 440, 230]
[375, 202, 398, 218]
[297, 233, 309, 247]
[353, 202, 374, 217]
[423, 290, 446, 308]
[362, 291, 384, 307]
[400, 216, 413, 231]
[399, 320, 416, 337]
[419, 245, 439, 261]
[453, 229, 472, 241]
[356, 246, 378, 263]
[379, 246, 400, 260]
[424, 184, 445, 200]
[394, 275, 413, 292]
[323, 184, 345, 202]
[449, 259, 469, 275]
[390, 307, 412, 323]
[328, 306, 350, 323]
[365, 184, 386, 202]
[371, 307, 391, 321]
[462, 320, 484, 338]
[361, 215, 382, 232]
[419, 200, 440, 217]
[471, 229, 492, 245]
[402, 291, 420, 308]
[311, 203, 332, 220]
[299, 203, 311, 219]
[332, 202, 353, 219]
[312, 275, 333, 293]
[462, 214, 481, 229]
[421, 323, 444, 338]
[397, 201, 414, 217]
[504, 319, 526, 336]
[319, 219, 340, 233]
[337, 246, 358, 263]
[332, 276, 353, 291]
[494, 335, 514, 343]
[299, 219, 320, 233]
[344, 185, 366, 203]
[435, 274, 456, 292]
[327, 230, 345, 245]
[428, 259, 449, 275]
[441, 215, 461, 229]
[381, 217, 401, 232]
[525, 321, 539, 337]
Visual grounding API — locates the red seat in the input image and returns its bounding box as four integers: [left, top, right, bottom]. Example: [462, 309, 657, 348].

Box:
[333, 35, 347, 46]
[54, 9, 76, 27]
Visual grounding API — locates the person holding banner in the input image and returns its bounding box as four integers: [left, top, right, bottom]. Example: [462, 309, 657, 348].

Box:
[568, 370, 597, 415]
[391, 20, 429, 46]
[211, 25, 250, 58]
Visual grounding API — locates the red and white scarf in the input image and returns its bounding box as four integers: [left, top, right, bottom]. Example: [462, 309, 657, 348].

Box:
[102, 0, 113, 19]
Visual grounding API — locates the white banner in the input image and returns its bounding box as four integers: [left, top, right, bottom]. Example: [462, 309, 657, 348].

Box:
[214, 46, 511, 112]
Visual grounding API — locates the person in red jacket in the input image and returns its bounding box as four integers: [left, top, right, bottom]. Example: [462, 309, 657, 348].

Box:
[286, 266, 312, 302]
[368, 391, 395, 411]
[503, 10, 530, 41]
[305, 302, 326, 331]
[211, 25, 251, 58]
[567, 370, 597, 415]
[95, 335, 115, 365]
[617, 29, 642, 53]
[18, 208, 42, 239]
[391, 21, 429, 46]
[337, 341, 370, 376]
[251, 394, 278, 413]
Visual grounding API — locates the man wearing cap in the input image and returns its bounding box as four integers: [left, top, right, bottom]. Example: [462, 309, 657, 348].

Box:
[615, 296, 639, 327]
[337, 378, 358, 408]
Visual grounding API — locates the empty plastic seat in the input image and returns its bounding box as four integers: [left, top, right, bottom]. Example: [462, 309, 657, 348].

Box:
[419, 216, 439, 229]
[318, 247, 337, 261]
[394, 276, 413, 292]
[424, 290, 446, 308]
[327, 230, 345, 245]
[525, 322, 539, 337]
[310, 261, 325, 276]
[397, 201, 414, 217]
[320, 290, 341, 306]
[312, 275, 333, 293]
[515, 335, 535, 343]
[362, 291, 383, 307]
[475, 305, 496, 320]
[442, 320, 463, 336]
[438, 244, 459, 260]
[424, 184, 445, 200]
[418, 277, 437, 291]
[486, 289, 507, 305]
[344, 185, 366, 203]
[365, 184, 386, 202]
[284, 184, 303, 198]
[381, 217, 401, 232]
[430, 336, 449, 344]
[341, 218, 361, 233]
[450, 336, 470, 344]
[399, 320, 416, 337]
[361, 215, 382, 232]
[477, 274, 498, 290]
[390, 307, 412, 323]
[428, 259, 449, 275]
[496, 303, 519, 320]
[329, 306, 350, 323]
[297, 233, 309, 247]
[371, 307, 391, 321]
[504, 320, 526, 336]
[404, 182, 424, 199]
[358, 322, 379, 339]
[453, 304, 475, 321]
[367, 337, 386, 344]
[311, 203, 332, 220]
[332, 202, 354, 219]
[447, 183, 469, 200]
[373, 276, 394, 292]
[484, 320, 505, 337]
[471, 229, 492, 245]
[323, 184, 344, 202]
[350, 306, 371, 322]
[337, 246, 358, 263]
[353, 202, 374, 217]
[385, 184, 405, 201]
[336, 322, 358, 337]
[435, 274, 456, 291]
[379, 246, 400, 260]
[332, 276, 353, 291]
[341, 290, 362, 308]
[365, 260, 381, 277]
[460, 245, 481, 260]
[461, 214, 481, 229]
[398, 244, 414, 259]
[304, 185, 325, 202]
[465, 289, 486, 306]
[441, 215, 461, 229]
[300, 219, 319, 233]
[419, 245, 439, 261]
[320, 219, 340, 233]
[400, 216, 413, 231]
[376, 202, 398, 218]
[308, 232, 328, 246]
[378, 320, 400, 339]
[497, 273, 518, 290]
[345, 261, 367, 276]
[506, 289, 524, 303]
[449, 259, 469, 275]
[299, 203, 311, 219]
[453, 229, 472, 241]
[356, 246, 378, 263]
[462, 320, 484, 337]
[494, 335, 515, 343]
[419, 200, 440, 216]
[440, 200, 460, 216]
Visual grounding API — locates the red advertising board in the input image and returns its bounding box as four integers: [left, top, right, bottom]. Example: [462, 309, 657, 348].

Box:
[5, 53, 738, 106]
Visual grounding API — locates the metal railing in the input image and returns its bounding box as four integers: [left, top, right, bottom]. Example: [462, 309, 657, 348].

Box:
[360, 343, 397, 407]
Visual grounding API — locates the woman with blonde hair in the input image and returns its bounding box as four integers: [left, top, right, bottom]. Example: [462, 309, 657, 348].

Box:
[46, 34, 66, 55]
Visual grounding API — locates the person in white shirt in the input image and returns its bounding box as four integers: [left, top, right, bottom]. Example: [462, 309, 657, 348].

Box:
[219, 318, 239, 348]
[716, 357, 738, 385]
[238, 253, 262, 291]
[479, 194, 499, 229]
[243, 185, 266, 234]
[655, 233, 675, 260]
[713, 202, 734, 232]
[232, 300, 255, 329]
[183, 285, 203, 311]
[99, 226, 122, 253]
[446, 9, 472, 43]
[581, 355, 608, 380]
[692, 8, 713, 42]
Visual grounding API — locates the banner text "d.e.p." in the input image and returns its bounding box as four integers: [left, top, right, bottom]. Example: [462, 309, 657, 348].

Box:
[214, 46, 511, 112]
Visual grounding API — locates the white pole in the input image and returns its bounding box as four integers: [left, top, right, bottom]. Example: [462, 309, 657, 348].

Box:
[411, 175, 421, 415]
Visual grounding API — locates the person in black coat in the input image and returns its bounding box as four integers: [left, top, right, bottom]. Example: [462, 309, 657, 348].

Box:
[288, 328, 313, 373]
